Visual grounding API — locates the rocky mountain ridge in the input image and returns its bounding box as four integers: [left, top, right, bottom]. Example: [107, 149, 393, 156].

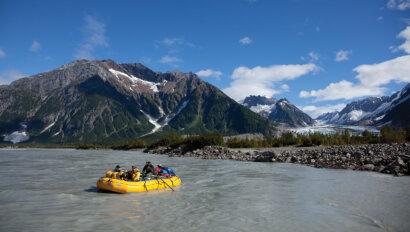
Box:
[0, 59, 275, 143]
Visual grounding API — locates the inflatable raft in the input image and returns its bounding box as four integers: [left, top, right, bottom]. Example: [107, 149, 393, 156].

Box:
[96, 172, 181, 194]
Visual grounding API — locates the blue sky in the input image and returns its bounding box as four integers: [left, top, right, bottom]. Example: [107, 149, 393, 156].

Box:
[1, 0, 410, 117]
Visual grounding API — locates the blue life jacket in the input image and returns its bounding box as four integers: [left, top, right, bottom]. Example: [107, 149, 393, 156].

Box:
[163, 167, 176, 176]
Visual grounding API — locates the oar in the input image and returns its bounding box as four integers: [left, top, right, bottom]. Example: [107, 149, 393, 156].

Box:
[157, 176, 174, 191]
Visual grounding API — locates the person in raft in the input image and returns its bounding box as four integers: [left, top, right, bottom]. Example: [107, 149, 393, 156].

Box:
[156, 164, 176, 177]
[142, 161, 155, 178]
[155, 164, 169, 178]
[113, 165, 124, 172]
[127, 166, 140, 181]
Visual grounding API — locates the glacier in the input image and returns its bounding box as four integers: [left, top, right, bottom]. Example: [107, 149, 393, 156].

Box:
[3, 131, 30, 144]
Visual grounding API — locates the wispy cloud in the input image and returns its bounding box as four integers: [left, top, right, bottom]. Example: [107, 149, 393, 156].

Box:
[29, 41, 41, 52]
[309, 51, 319, 62]
[223, 63, 319, 101]
[0, 69, 26, 85]
[377, 16, 384, 21]
[74, 15, 108, 60]
[196, 69, 222, 80]
[156, 37, 195, 48]
[159, 55, 181, 66]
[281, 84, 289, 92]
[335, 49, 352, 62]
[239, 37, 252, 45]
[387, 0, 410, 10]
[315, 26, 320, 32]
[0, 48, 5, 58]
[301, 51, 320, 63]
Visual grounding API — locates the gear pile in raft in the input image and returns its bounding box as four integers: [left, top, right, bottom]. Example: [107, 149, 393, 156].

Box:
[96, 161, 181, 194]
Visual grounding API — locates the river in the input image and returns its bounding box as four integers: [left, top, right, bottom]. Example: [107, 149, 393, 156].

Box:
[0, 149, 409, 232]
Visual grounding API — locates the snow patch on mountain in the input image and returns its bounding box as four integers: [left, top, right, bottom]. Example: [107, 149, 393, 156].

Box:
[3, 131, 30, 143]
[40, 122, 56, 134]
[163, 100, 190, 125]
[109, 68, 164, 92]
[139, 110, 162, 136]
[176, 100, 189, 114]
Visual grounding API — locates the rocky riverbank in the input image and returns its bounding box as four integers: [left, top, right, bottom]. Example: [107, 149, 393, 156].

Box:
[144, 143, 410, 176]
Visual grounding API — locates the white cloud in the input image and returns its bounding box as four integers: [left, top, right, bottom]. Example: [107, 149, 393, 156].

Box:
[397, 26, 410, 53]
[0, 48, 5, 58]
[299, 80, 386, 101]
[159, 55, 181, 65]
[29, 41, 41, 52]
[335, 49, 352, 62]
[387, 0, 410, 10]
[315, 26, 320, 32]
[353, 55, 410, 86]
[74, 15, 108, 60]
[300, 55, 410, 101]
[301, 104, 346, 118]
[239, 37, 252, 45]
[223, 63, 319, 100]
[196, 69, 222, 80]
[0, 69, 26, 85]
[378, 16, 384, 21]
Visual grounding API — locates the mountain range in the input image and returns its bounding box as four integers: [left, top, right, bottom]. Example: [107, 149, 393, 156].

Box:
[1, 59, 408, 144]
[316, 83, 410, 128]
[241, 95, 316, 127]
[0, 59, 275, 144]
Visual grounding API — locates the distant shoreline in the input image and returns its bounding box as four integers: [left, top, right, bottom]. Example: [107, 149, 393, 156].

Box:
[1, 143, 408, 176]
[144, 143, 410, 176]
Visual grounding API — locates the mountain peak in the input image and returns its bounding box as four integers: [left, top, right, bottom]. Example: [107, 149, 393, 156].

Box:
[278, 98, 289, 103]
[241, 95, 315, 127]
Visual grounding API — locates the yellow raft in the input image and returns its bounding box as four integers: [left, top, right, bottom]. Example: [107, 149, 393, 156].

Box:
[96, 172, 181, 194]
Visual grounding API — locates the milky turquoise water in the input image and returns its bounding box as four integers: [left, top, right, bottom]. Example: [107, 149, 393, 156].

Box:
[0, 149, 409, 232]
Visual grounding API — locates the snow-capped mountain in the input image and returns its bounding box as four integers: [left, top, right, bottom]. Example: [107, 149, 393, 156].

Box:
[242, 95, 316, 127]
[317, 97, 390, 125]
[0, 59, 275, 143]
[316, 83, 410, 128]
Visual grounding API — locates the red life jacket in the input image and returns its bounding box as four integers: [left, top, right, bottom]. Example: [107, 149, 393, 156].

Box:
[155, 167, 162, 175]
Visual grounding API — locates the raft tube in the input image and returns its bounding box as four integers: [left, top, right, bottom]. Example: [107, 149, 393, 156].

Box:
[96, 176, 181, 194]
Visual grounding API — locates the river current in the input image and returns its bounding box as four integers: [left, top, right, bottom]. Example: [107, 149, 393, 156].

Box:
[0, 149, 409, 232]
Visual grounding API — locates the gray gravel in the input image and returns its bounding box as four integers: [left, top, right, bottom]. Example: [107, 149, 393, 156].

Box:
[144, 143, 410, 176]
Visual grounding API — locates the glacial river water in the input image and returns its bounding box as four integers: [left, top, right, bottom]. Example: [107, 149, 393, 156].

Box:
[0, 149, 409, 232]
